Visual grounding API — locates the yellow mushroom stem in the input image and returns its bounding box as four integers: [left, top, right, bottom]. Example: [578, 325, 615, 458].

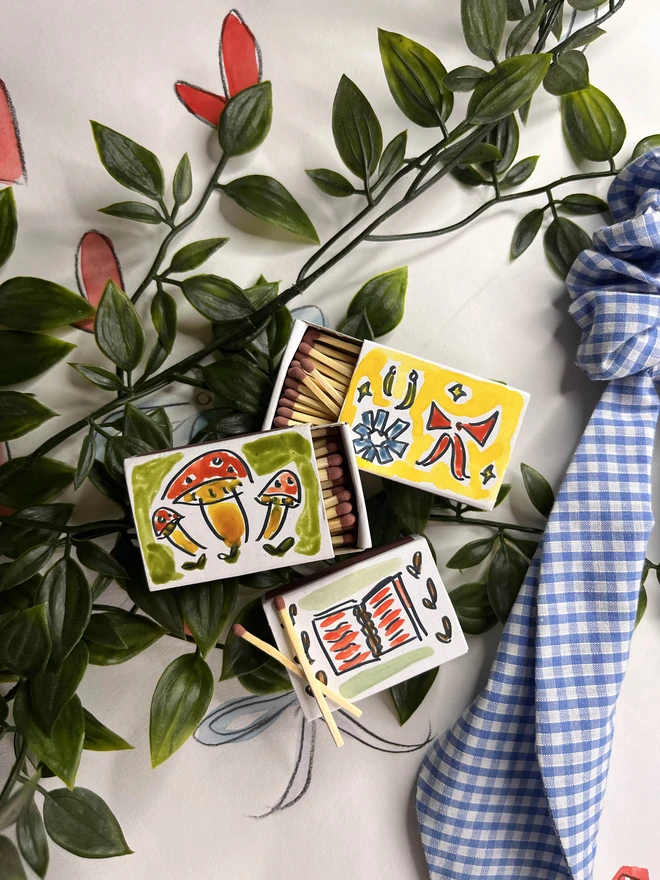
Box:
[257, 495, 296, 541]
[167, 526, 203, 557]
[202, 497, 247, 555]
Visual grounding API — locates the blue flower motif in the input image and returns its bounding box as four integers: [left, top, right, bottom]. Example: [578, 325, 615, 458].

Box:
[352, 408, 410, 465]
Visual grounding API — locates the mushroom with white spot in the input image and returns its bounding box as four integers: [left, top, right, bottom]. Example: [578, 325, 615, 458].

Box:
[255, 469, 302, 541]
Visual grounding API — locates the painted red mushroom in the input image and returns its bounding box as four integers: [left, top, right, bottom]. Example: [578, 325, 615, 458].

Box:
[255, 469, 302, 541]
[152, 507, 205, 557]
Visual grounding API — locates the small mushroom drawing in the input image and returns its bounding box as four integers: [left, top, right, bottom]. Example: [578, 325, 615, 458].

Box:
[152, 507, 206, 557]
[163, 450, 253, 562]
[255, 469, 302, 541]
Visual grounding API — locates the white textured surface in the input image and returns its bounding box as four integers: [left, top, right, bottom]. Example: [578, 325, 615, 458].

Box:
[0, 0, 658, 878]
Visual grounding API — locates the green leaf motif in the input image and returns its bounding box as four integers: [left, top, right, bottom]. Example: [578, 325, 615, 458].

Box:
[505, 5, 545, 59]
[442, 65, 487, 93]
[559, 193, 609, 215]
[167, 238, 229, 273]
[0, 187, 18, 271]
[182, 274, 252, 324]
[384, 482, 432, 535]
[632, 135, 660, 162]
[0, 503, 73, 560]
[379, 131, 408, 181]
[511, 208, 544, 258]
[150, 652, 214, 767]
[543, 51, 590, 96]
[95, 279, 145, 372]
[561, 25, 605, 52]
[151, 289, 177, 353]
[74, 540, 128, 579]
[30, 642, 88, 736]
[36, 558, 91, 667]
[69, 362, 125, 391]
[482, 115, 519, 174]
[0, 605, 51, 677]
[221, 599, 274, 680]
[561, 86, 626, 162]
[1, 331, 73, 388]
[83, 708, 133, 751]
[506, 0, 525, 19]
[203, 357, 272, 416]
[520, 462, 555, 517]
[347, 266, 407, 337]
[501, 155, 538, 187]
[0, 391, 57, 442]
[445, 537, 495, 569]
[0, 458, 74, 509]
[219, 81, 273, 156]
[123, 402, 170, 450]
[98, 201, 163, 224]
[305, 169, 355, 198]
[177, 578, 237, 658]
[91, 121, 164, 198]
[450, 581, 498, 634]
[17, 801, 49, 879]
[378, 30, 453, 127]
[0, 769, 42, 831]
[0, 277, 94, 331]
[390, 668, 438, 725]
[337, 310, 374, 341]
[461, 0, 507, 62]
[0, 836, 27, 880]
[543, 217, 591, 278]
[74, 431, 96, 490]
[0, 543, 55, 591]
[43, 787, 132, 857]
[467, 54, 552, 124]
[332, 75, 383, 179]
[85, 610, 165, 665]
[238, 657, 292, 695]
[222, 175, 319, 244]
[487, 538, 529, 623]
[173, 153, 192, 206]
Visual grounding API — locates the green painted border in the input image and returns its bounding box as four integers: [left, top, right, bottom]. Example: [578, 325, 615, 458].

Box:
[338, 647, 434, 699]
[131, 452, 184, 585]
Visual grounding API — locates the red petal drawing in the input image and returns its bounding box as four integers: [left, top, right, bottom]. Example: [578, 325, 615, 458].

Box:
[219, 9, 262, 98]
[174, 82, 227, 127]
[0, 80, 26, 185]
[75, 230, 124, 333]
[0, 442, 14, 515]
[613, 869, 649, 880]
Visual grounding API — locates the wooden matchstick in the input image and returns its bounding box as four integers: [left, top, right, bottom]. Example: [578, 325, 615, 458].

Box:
[274, 410, 334, 427]
[274, 596, 343, 747]
[316, 466, 343, 482]
[232, 624, 361, 718]
[283, 387, 334, 417]
[289, 367, 342, 416]
[328, 513, 357, 533]
[311, 442, 340, 457]
[297, 355, 351, 388]
[322, 487, 351, 502]
[314, 454, 342, 469]
[299, 358, 345, 405]
[298, 342, 355, 379]
[312, 342, 357, 365]
[320, 476, 345, 490]
[279, 397, 330, 419]
[332, 532, 357, 547]
[314, 331, 362, 356]
[324, 500, 353, 519]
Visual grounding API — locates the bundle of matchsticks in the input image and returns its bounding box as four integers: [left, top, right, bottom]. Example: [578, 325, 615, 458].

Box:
[312, 426, 357, 550]
[273, 327, 360, 428]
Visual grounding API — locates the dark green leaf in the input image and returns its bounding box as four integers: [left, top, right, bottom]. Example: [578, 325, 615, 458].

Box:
[520, 462, 555, 517]
[218, 81, 273, 156]
[177, 578, 237, 657]
[379, 131, 407, 181]
[346, 267, 407, 337]
[85, 611, 166, 665]
[378, 30, 453, 127]
[123, 403, 169, 450]
[332, 75, 383, 178]
[17, 801, 49, 878]
[222, 175, 319, 244]
[384, 482, 433, 535]
[74, 540, 127, 578]
[150, 652, 214, 766]
[561, 24, 605, 52]
[0, 188, 17, 271]
[91, 121, 164, 198]
[0, 769, 41, 830]
[0, 504, 73, 560]
[501, 154, 538, 186]
[218, 281, 278, 350]
[83, 709, 133, 751]
[366, 491, 399, 547]
[238, 657, 292, 694]
[148, 292, 176, 359]
[74, 431, 96, 490]
[98, 202, 163, 224]
[543, 50, 589, 96]
[89, 461, 127, 507]
[305, 169, 355, 197]
[167, 238, 229, 273]
[448, 142, 501, 165]
[0, 694, 6, 723]
[559, 193, 609, 215]
[567, 0, 606, 8]
[0, 392, 57, 442]
[0, 331, 74, 387]
[636, 581, 647, 628]
[561, 85, 626, 161]
[632, 135, 660, 162]
[0, 605, 51, 677]
[0, 836, 27, 880]
[467, 54, 552, 123]
[450, 581, 498, 634]
[487, 538, 529, 623]
[482, 115, 519, 175]
[148, 407, 173, 446]
[105, 435, 151, 483]
[181, 274, 252, 322]
[442, 65, 487, 92]
[543, 216, 591, 278]
[30, 642, 88, 736]
[445, 536, 495, 569]
[0, 458, 74, 509]
[337, 310, 374, 341]
[122, 545, 184, 635]
[14, 689, 84, 789]
[511, 207, 544, 258]
[506, 535, 539, 559]
[451, 165, 488, 187]
[173, 153, 192, 206]
[239, 569, 291, 590]
[95, 279, 145, 372]
[43, 787, 132, 857]
[461, 0, 507, 61]
[389, 668, 438, 725]
[0, 278, 94, 331]
[221, 599, 274, 680]
[69, 362, 125, 391]
[266, 304, 293, 359]
[1, 543, 55, 591]
[505, 5, 545, 58]
[203, 357, 272, 416]
[506, 0, 525, 19]
[36, 558, 91, 667]
[195, 410, 260, 441]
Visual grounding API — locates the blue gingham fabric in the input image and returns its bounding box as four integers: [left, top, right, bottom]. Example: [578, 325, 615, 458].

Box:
[417, 149, 660, 880]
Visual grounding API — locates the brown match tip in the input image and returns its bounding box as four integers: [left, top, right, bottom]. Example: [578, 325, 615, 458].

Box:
[303, 327, 320, 342]
[297, 342, 312, 356]
[300, 357, 316, 374]
[331, 489, 351, 502]
[233, 624, 246, 637]
[339, 513, 356, 528]
[324, 453, 342, 467]
[325, 466, 343, 481]
[290, 366, 306, 383]
[278, 406, 295, 418]
[273, 595, 285, 611]
[273, 416, 290, 427]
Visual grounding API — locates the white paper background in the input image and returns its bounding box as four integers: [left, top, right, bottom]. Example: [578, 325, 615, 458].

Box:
[1, 1, 659, 878]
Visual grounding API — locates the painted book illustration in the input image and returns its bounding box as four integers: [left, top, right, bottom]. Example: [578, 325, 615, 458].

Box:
[126, 426, 333, 591]
[263, 536, 468, 721]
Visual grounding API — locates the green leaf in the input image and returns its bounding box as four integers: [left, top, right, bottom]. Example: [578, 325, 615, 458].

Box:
[0, 331, 74, 387]
[123, 402, 169, 450]
[446, 536, 495, 569]
[379, 131, 407, 181]
[367, 489, 404, 546]
[29, 642, 88, 736]
[384, 482, 433, 535]
[0, 392, 57, 442]
[0, 605, 51, 677]
[98, 201, 163, 224]
[501, 155, 538, 187]
[74, 431, 96, 490]
[17, 801, 49, 878]
[238, 657, 292, 695]
[389, 668, 438, 725]
[0, 277, 94, 331]
[181, 274, 252, 322]
[95, 279, 145, 372]
[451, 165, 488, 187]
[543, 50, 589, 96]
[122, 544, 184, 635]
[505, 4, 545, 58]
[467, 54, 552, 123]
[561, 86, 626, 161]
[222, 175, 319, 244]
[568, 0, 606, 8]
[487, 538, 529, 623]
[506, 0, 525, 19]
[85, 611, 165, 665]
[511, 208, 544, 258]
[0, 188, 17, 271]
[450, 581, 498, 634]
[14, 689, 84, 789]
[0, 769, 41, 830]
[150, 652, 214, 767]
[173, 153, 192, 206]
[167, 238, 229, 274]
[632, 135, 660, 162]
[0, 458, 74, 509]
[194, 411, 260, 442]
[347, 267, 407, 337]
[332, 75, 383, 179]
[218, 81, 273, 156]
[203, 357, 272, 416]
[83, 709, 133, 751]
[88, 460, 126, 506]
[69, 362, 125, 391]
[221, 599, 274, 680]
[559, 193, 609, 215]
[481, 116, 520, 175]
[74, 540, 127, 579]
[442, 65, 487, 92]
[177, 578, 237, 658]
[520, 462, 555, 517]
[1, 543, 55, 591]
[378, 30, 453, 128]
[461, 0, 507, 61]
[561, 24, 605, 52]
[104, 435, 151, 483]
[43, 787, 132, 857]
[151, 289, 177, 354]
[0, 836, 27, 880]
[266, 304, 292, 359]
[305, 169, 355, 198]
[91, 121, 164, 198]
[0, 694, 6, 723]
[0, 504, 73, 560]
[36, 558, 91, 667]
[446, 142, 501, 166]
[636, 581, 647, 628]
[337, 310, 374, 341]
[506, 535, 539, 559]
[543, 216, 591, 278]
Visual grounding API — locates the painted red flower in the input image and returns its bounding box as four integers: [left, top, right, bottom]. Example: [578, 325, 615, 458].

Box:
[174, 9, 261, 127]
[74, 230, 124, 333]
[0, 79, 26, 185]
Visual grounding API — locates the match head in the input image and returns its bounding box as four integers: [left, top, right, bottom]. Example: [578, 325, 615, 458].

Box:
[330, 489, 351, 502]
[302, 327, 320, 344]
[324, 454, 342, 467]
[338, 513, 356, 529]
[273, 595, 286, 611]
[290, 366, 307, 383]
[324, 466, 343, 481]
[277, 406, 295, 419]
[232, 623, 246, 637]
[297, 341, 313, 356]
[332, 501, 353, 516]
[300, 357, 316, 374]
[273, 416, 291, 428]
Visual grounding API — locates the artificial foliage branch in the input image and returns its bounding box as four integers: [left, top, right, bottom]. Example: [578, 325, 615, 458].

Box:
[0, 0, 658, 870]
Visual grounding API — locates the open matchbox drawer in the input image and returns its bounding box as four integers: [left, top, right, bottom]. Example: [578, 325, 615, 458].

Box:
[263, 320, 530, 511]
[125, 424, 371, 592]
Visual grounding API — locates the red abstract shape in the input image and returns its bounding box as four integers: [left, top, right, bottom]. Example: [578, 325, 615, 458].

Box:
[457, 412, 499, 446]
[613, 869, 649, 880]
[174, 9, 262, 127]
[427, 402, 452, 431]
[74, 230, 124, 333]
[417, 404, 500, 482]
[0, 80, 26, 185]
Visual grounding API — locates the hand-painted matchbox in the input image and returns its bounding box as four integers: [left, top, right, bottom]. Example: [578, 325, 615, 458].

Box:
[125, 425, 370, 592]
[263, 320, 529, 510]
[263, 535, 468, 721]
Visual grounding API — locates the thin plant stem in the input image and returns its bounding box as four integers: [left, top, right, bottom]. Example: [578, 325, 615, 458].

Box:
[430, 513, 544, 535]
[0, 739, 28, 808]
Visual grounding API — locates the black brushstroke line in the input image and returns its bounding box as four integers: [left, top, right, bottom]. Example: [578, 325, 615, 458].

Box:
[251, 715, 316, 818]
